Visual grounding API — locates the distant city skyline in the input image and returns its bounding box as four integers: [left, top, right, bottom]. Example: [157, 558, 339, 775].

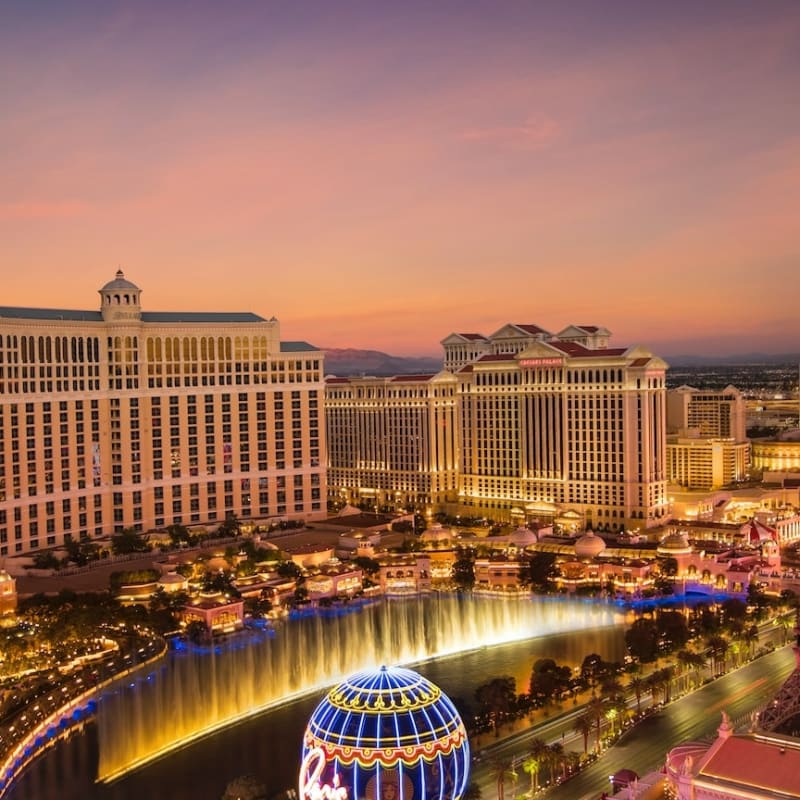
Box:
[3, 0, 799, 357]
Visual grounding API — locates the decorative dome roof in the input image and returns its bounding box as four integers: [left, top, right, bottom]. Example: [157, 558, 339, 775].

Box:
[300, 665, 470, 800]
[508, 526, 538, 547]
[100, 269, 140, 293]
[574, 530, 607, 559]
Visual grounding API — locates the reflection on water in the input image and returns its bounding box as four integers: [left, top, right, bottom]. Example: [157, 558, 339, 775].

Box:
[7, 598, 625, 800]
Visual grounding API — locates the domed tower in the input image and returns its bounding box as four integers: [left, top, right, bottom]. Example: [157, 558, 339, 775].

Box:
[99, 269, 142, 322]
[299, 665, 470, 800]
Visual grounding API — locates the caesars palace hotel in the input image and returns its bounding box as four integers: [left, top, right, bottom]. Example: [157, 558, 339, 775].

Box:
[327, 324, 670, 532]
[0, 272, 325, 557]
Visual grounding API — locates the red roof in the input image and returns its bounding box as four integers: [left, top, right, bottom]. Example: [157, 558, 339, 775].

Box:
[549, 341, 627, 358]
[629, 357, 651, 367]
[326, 377, 351, 384]
[701, 735, 800, 796]
[458, 365, 474, 373]
[390, 374, 435, 382]
[577, 325, 600, 333]
[477, 354, 518, 362]
[458, 332, 488, 341]
[514, 323, 548, 335]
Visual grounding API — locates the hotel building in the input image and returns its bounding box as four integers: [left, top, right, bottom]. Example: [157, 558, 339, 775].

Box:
[666, 436, 750, 491]
[666, 384, 747, 439]
[666, 385, 750, 490]
[326, 373, 458, 512]
[0, 272, 325, 556]
[327, 323, 669, 532]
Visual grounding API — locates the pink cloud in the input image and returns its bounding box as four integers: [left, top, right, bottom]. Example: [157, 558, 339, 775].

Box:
[0, 200, 90, 221]
[459, 115, 560, 149]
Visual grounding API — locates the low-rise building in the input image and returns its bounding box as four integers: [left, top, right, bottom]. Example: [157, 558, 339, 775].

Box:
[306, 564, 363, 600]
[181, 591, 244, 634]
[474, 556, 526, 591]
[377, 554, 431, 595]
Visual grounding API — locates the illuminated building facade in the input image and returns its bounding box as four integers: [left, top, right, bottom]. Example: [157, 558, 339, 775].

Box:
[0, 272, 325, 556]
[667, 385, 747, 440]
[666, 436, 750, 490]
[752, 439, 800, 472]
[0, 569, 17, 620]
[450, 324, 669, 531]
[666, 385, 750, 489]
[327, 323, 669, 533]
[326, 373, 458, 512]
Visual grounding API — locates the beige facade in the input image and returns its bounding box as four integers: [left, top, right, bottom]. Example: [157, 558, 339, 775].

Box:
[451, 324, 669, 531]
[325, 373, 458, 512]
[752, 439, 800, 472]
[327, 323, 669, 532]
[0, 272, 325, 556]
[667, 436, 750, 490]
[667, 385, 747, 439]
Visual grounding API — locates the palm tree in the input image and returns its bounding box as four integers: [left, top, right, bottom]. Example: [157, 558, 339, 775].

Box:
[573, 712, 593, 756]
[586, 695, 607, 752]
[548, 740, 567, 784]
[628, 675, 645, 713]
[777, 610, 795, 645]
[660, 665, 675, 703]
[489, 757, 513, 800]
[706, 634, 729, 676]
[600, 674, 624, 701]
[527, 738, 550, 793]
[744, 623, 759, 658]
[522, 754, 540, 798]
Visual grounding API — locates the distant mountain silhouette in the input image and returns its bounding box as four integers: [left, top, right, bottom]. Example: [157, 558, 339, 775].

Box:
[321, 347, 798, 376]
[665, 352, 800, 366]
[322, 348, 442, 376]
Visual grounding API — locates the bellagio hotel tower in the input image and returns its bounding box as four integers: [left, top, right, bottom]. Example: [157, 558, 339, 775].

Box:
[0, 272, 325, 557]
[328, 324, 669, 533]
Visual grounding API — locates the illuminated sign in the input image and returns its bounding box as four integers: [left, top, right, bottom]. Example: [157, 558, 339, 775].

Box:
[519, 358, 563, 367]
[300, 747, 348, 800]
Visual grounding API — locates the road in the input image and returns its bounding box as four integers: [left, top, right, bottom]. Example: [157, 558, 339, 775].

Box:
[472, 645, 797, 800]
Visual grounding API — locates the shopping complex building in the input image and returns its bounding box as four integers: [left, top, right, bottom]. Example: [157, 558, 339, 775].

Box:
[0, 272, 326, 556]
[327, 323, 670, 533]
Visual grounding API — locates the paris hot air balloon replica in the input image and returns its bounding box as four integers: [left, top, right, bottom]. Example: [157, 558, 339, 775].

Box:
[298, 665, 470, 800]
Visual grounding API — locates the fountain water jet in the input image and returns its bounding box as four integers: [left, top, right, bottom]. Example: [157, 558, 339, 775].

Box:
[97, 594, 622, 781]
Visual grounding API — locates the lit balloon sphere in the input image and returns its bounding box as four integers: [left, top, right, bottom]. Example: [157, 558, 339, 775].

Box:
[299, 665, 470, 800]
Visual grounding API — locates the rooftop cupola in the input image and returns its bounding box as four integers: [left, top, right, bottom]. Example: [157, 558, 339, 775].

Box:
[99, 269, 142, 322]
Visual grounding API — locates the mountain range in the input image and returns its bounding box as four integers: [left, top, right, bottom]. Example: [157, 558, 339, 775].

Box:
[322, 347, 800, 376]
[322, 348, 441, 376]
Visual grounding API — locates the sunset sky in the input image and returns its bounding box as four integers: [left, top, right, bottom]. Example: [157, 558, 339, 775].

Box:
[2, 1, 799, 357]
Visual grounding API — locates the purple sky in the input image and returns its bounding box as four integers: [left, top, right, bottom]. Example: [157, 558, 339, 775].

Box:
[2, 1, 799, 356]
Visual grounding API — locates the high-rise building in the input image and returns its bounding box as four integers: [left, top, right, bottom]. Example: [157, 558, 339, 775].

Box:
[666, 436, 750, 490]
[326, 373, 458, 512]
[327, 323, 669, 531]
[0, 271, 325, 556]
[666, 385, 750, 489]
[451, 324, 668, 531]
[667, 385, 746, 439]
